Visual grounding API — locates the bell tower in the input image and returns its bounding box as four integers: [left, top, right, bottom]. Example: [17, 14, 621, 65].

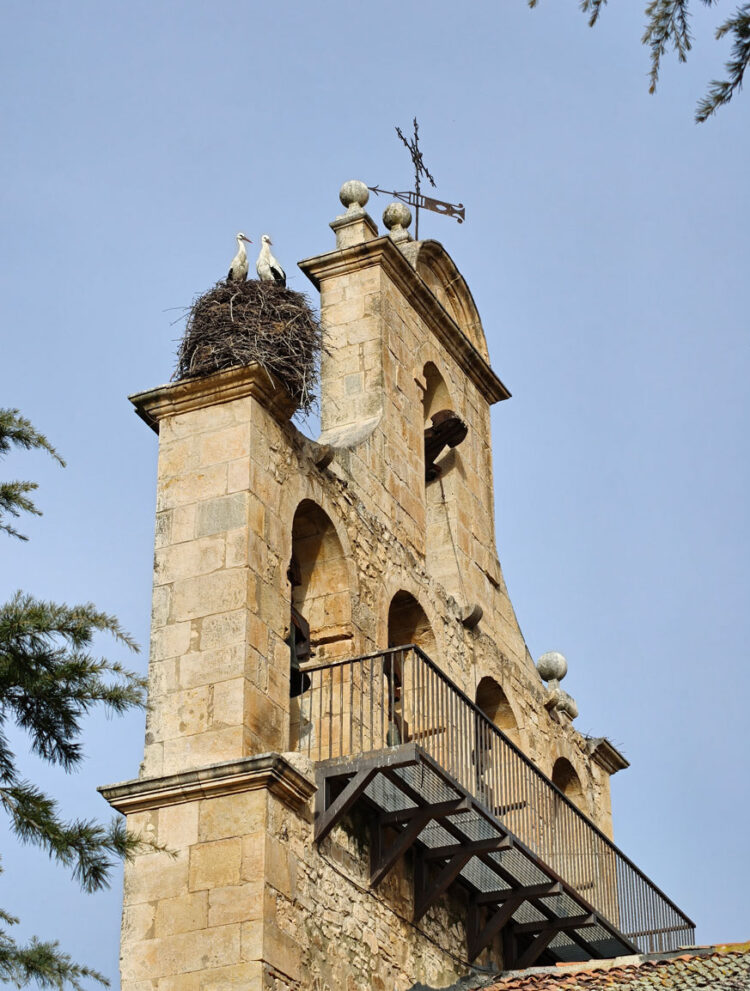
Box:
[101, 181, 692, 991]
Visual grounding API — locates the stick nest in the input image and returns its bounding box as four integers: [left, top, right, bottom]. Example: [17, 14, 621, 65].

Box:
[173, 280, 325, 414]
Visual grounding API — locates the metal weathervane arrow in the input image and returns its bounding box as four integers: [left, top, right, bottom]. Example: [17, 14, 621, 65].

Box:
[369, 117, 465, 240]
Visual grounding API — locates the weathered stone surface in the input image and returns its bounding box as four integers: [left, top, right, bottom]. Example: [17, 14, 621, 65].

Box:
[189, 838, 242, 890]
[112, 194, 623, 991]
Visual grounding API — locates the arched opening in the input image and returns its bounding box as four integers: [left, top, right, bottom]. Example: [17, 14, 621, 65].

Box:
[550, 758, 591, 895]
[476, 676, 520, 745]
[384, 592, 437, 747]
[290, 500, 351, 661]
[422, 362, 466, 484]
[387, 591, 436, 654]
[473, 677, 521, 815]
[551, 758, 586, 811]
[421, 364, 466, 602]
[289, 500, 352, 753]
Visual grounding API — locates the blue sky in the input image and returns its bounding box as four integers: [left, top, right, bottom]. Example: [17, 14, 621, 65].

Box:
[1, 1, 747, 984]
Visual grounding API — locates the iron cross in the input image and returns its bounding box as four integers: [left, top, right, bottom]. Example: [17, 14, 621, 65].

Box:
[369, 118, 465, 239]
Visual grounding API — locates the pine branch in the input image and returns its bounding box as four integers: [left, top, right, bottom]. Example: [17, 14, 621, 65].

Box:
[580, 0, 609, 27]
[0, 410, 64, 466]
[0, 409, 64, 540]
[0, 408, 152, 987]
[695, 4, 750, 119]
[0, 782, 162, 892]
[0, 593, 144, 773]
[0, 482, 41, 541]
[642, 0, 693, 93]
[528, 2, 747, 119]
[0, 929, 109, 991]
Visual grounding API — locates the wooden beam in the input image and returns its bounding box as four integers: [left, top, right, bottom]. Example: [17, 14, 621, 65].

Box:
[514, 929, 556, 970]
[475, 882, 562, 906]
[414, 849, 475, 923]
[379, 796, 471, 826]
[381, 765, 498, 835]
[502, 926, 518, 971]
[314, 766, 378, 843]
[370, 809, 432, 889]
[512, 913, 596, 936]
[374, 751, 622, 965]
[423, 835, 512, 861]
[467, 894, 526, 961]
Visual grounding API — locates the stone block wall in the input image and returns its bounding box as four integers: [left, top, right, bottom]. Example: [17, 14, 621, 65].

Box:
[106, 754, 499, 991]
[110, 191, 628, 991]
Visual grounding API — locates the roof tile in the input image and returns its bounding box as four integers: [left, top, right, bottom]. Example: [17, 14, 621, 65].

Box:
[479, 943, 750, 991]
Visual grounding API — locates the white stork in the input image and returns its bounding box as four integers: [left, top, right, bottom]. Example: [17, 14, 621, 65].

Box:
[227, 232, 252, 282]
[256, 234, 286, 286]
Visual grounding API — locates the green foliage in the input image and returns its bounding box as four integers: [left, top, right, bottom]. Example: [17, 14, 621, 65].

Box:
[528, 0, 750, 122]
[696, 6, 750, 120]
[0, 410, 64, 542]
[0, 410, 148, 989]
[1, 912, 107, 991]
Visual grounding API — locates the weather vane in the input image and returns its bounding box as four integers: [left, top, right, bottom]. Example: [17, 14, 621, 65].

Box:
[369, 117, 465, 240]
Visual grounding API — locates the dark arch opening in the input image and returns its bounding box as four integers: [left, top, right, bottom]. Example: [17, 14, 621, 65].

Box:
[475, 676, 519, 744]
[384, 592, 437, 746]
[552, 757, 586, 811]
[288, 500, 351, 750]
[387, 590, 436, 653]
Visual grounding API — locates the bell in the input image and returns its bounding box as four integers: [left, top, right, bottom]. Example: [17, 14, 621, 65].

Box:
[290, 647, 311, 698]
[288, 605, 311, 698]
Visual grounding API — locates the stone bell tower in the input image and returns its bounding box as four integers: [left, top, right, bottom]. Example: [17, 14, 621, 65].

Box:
[101, 181, 691, 991]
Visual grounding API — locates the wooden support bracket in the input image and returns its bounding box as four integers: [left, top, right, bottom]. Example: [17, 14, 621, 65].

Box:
[512, 913, 596, 936]
[467, 893, 527, 962]
[475, 882, 562, 906]
[414, 848, 476, 923]
[423, 835, 512, 861]
[514, 930, 557, 970]
[370, 809, 433, 889]
[314, 767, 378, 844]
[379, 796, 470, 826]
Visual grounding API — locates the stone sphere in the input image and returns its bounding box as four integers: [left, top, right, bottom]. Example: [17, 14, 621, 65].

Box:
[383, 201, 412, 231]
[339, 180, 369, 210]
[536, 650, 568, 683]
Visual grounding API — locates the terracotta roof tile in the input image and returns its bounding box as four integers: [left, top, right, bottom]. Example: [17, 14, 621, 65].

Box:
[479, 943, 750, 991]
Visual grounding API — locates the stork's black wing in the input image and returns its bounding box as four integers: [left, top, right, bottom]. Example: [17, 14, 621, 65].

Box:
[271, 266, 286, 287]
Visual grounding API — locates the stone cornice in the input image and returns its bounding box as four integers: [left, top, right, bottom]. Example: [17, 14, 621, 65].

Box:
[99, 752, 316, 815]
[586, 737, 630, 776]
[129, 364, 297, 434]
[298, 238, 511, 406]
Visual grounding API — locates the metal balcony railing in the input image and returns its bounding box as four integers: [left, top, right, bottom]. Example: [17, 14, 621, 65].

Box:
[292, 644, 695, 954]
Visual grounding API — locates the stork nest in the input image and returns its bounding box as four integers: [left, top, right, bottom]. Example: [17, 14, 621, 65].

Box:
[173, 279, 325, 414]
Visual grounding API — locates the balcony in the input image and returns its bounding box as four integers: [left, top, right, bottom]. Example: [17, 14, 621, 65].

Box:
[292, 645, 694, 969]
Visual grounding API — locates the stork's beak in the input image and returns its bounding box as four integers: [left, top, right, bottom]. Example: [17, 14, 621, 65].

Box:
[243, 236, 252, 243]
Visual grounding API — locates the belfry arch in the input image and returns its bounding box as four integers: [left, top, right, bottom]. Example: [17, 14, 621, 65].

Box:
[384, 591, 437, 747]
[387, 590, 436, 654]
[288, 500, 353, 752]
[475, 676, 520, 747]
[289, 499, 352, 665]
[552, 757, 586, 811]
[421, 362, 466, 601]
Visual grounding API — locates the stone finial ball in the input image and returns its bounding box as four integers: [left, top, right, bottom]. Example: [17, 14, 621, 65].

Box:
[383, 201, 412, 231]
[339, 180, 369, 211]
[537, 651, 568, 683]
